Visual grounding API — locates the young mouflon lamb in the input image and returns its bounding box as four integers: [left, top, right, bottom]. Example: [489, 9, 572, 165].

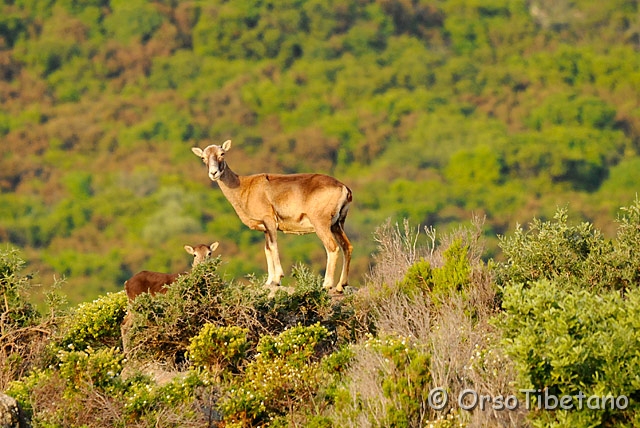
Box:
[124, 242, 219, 300]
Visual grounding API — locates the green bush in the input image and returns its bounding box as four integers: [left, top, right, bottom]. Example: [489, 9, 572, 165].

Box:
[57, 346, 124, 396]
[188, 324, 250, 373]
[219, 323, 330, 426]
[58, 291, 128, 351]
[527, 94, 617, 130]
[371, 334, 431, 426]
[103, 0, 164, 43]
[126, 259, 355, 361]
[496, 201, 640, 427]
[399, 258, 433, 295]
[124, 257, 228, 359]
[398, 238, 471, 306]
[122, 369, 205, 420]
[331, 334, 433, 428]
[496, 201, 640, 292]
[496, 207, 602, 289]
[0, 247, 38, 329]
[498, 280, 640, 427]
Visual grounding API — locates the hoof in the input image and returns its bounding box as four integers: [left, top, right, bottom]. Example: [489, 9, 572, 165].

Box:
[324, 284, 346, 295]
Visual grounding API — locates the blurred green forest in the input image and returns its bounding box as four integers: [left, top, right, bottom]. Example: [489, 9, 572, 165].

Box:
[1, 0, 639, 305]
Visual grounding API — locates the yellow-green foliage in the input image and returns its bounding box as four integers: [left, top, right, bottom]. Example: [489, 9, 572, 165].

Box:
[332, 334, 432, 428]
[219, 323, 329, 426]
[399, 238, 471, 305]
[5, 369, 53, 415]
[370, 335, 431, 426]
[59, 291, 128, 351]
[188, 324, 250, 372]
[0, 247, 39, 328]
[57, 346, 124, 396]
[431, 239, 471, 296]
[122, 370, 205, 419]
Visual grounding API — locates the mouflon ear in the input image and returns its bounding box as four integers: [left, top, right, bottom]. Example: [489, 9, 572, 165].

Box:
[184, 245, 195, 255]
[191, 147, 204, 157]
[222, 140, 231, 151]
[210, 242, 219, 252]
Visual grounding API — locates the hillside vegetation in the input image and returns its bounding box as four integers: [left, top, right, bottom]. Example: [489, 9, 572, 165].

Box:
[2, 200, 640, 427]
[1, 0, 639, 303]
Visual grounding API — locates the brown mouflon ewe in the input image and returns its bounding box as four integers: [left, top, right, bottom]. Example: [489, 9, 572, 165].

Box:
[192, 140, 352, 292]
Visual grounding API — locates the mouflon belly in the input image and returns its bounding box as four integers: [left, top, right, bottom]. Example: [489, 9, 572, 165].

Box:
[276, 214, 315, 234]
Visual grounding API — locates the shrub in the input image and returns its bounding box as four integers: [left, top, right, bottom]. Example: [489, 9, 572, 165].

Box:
[496, 207, 602, 289]
[495, 201, 640, 427]
[0, 247, 58, 390]
[398, 238, 472, 307]
[497, 280, 640, 427]
[58, 290, 128, 351]
[0, 247, 39, 329]
[57, 346, 125, 396]
[252, 264, 356, 340]
[398, 258, 433, 295]
[591, 198, 640, 290]
[5, 368, 55, 417]
[122, 369, 206, 421]
[370, 334, 432, 426]
[124, 257, 229, 359]
[125, 259, 355, 361]
[6, 346, 125, 426]
[330, 334, 434, 428]
[497, 200, 640, 294]
[219, 323, 331, 426]
[188, 324, 250, 373]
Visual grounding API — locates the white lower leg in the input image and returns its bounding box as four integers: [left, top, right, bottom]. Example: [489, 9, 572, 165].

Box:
[264, 244, 276, 285]
[265, 232, 284, 286]
[323, 247, 339, 290]
[337, 247, 352, 290]
[271, 246, 284, 285]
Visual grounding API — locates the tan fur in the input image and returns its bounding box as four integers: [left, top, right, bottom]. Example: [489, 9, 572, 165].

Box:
[192, 140, 352, 292]
[124, 242, 218, 300]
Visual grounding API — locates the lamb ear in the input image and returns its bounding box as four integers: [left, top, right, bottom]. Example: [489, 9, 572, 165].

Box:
[191, 147, 203, 157]
[210, 242, 219, 252]
[184, 245, 195, 255]
[222, 140, 231, 151]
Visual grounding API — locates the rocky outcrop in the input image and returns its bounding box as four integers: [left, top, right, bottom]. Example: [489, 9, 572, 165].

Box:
[0, 393, 20, 428]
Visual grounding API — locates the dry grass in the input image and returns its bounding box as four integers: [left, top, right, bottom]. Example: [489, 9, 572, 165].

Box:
[331, 217, 529, 427]
[365, 218, 436, 287]
[0, 319, 55, 391]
